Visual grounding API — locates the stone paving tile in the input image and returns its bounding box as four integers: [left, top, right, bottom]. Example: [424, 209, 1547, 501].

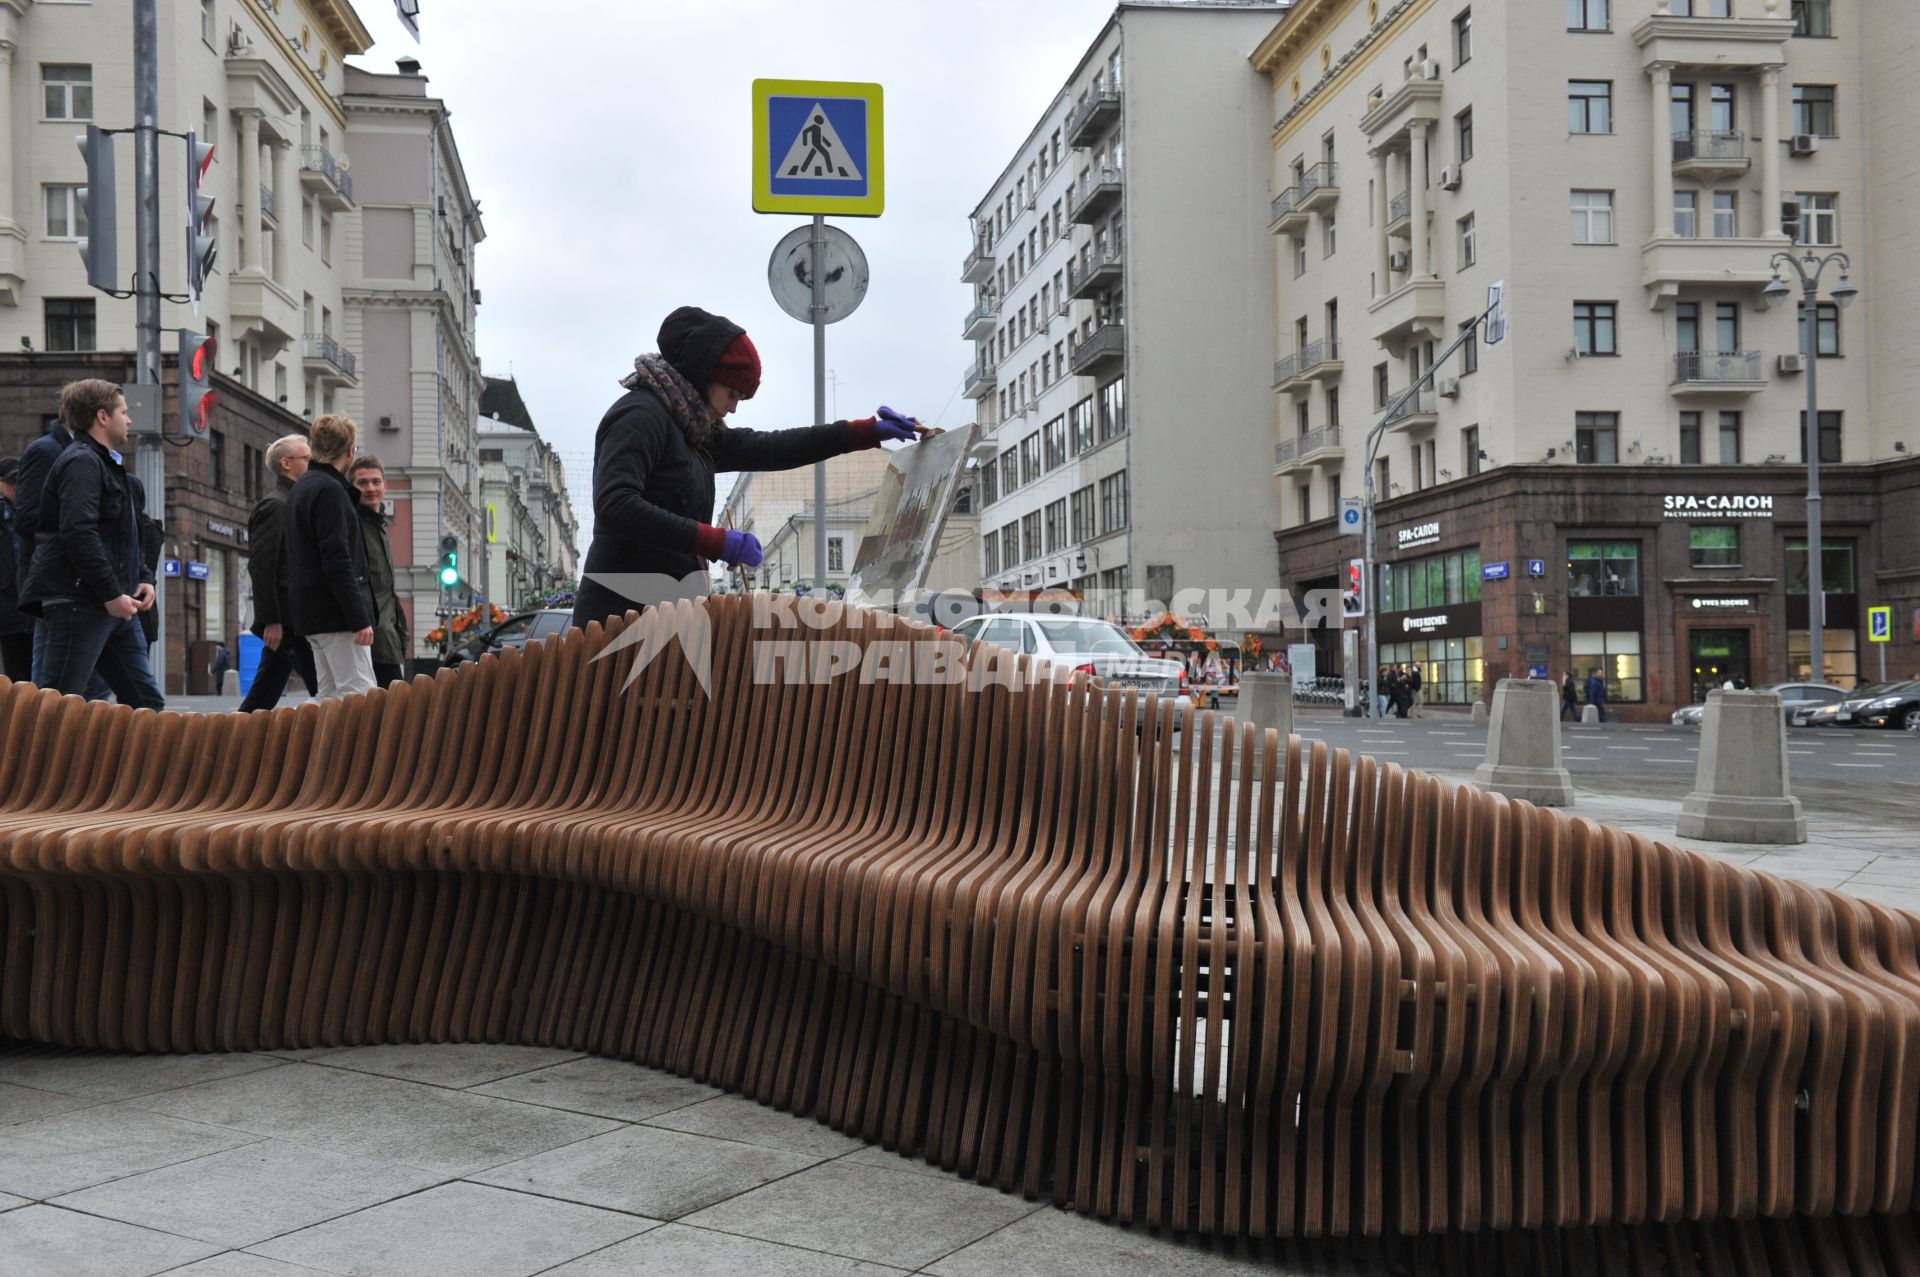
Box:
[471, 1122, 819, 1220]
[468, 1055, 722, 1121]
[249, 1181, 654, 1277]
[0, 1102, 261, 1200]
[0, 1044, 284, 1102]
[643, 1093, 867, 1159]
[0, 1190, 30, 1210]
[0, 1203, 221, 1277]
[925, 1205, 1370, 1276]
[837, 1144, 976, 1181]
[681, 1158, 1042, 1270]
[543, 1222, 907, 1276]
[162, 1255, 344, 1277]
[309, 1041, 584, 1089]
[0, 1079, 95, 1126]
[51, 1137, 445, 1248]
[132, 1061, 618, 1176]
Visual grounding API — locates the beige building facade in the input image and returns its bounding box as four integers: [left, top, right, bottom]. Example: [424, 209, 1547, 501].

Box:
[717, 448, 893, 590]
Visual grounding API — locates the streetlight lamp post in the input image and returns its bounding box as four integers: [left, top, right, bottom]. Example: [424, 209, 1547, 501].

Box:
[1765, 246, 1857, 684]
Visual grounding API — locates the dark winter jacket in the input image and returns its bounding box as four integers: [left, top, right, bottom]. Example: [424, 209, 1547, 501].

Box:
[246, 475, 298, 636]
[130, 476, 164, 647]
[14, 421, 77, 569]
[0, 497, 33, 636]
[19, 431, 150, 613]
[286, 460, 374, 636]
[356, 502, 407, 664]
[1587, 673, 1608, 706]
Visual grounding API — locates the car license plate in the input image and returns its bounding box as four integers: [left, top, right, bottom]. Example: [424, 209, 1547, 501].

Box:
[1836, 711, 1852, 722]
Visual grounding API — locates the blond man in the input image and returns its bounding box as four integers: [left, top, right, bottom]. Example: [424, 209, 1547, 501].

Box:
[238, 433, 316, 710]
[285, 414, 375, 698]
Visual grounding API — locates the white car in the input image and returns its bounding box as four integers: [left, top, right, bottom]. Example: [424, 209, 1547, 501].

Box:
[948, 613, 1186, 724]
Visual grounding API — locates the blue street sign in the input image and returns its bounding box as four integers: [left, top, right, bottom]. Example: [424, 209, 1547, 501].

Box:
[186, 561, 210, 581]
[1529, 663, 1550, 679]
[161, 559, 181, 577]
[1526, 558, 1547, 577]
[1482, 561, 1510, 581]
[1868, 606, 1891, 643]
[753, 79, 884, 216]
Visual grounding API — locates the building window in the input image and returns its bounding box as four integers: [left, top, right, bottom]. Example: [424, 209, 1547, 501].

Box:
[1568, 81, 1612, 134]
[1380, 637, 1485, 706]
[1459, 320, 1478, 374]
[1784, 536, 1856, 594]
[1044, 498, 1066, 553]
[1293, 235, 1307, 277]
[826, 536, 845, 574]
[980, 457, 998, 506]
[1456, 108, 1474, 163]
[1679, 410, 1702, 463]
[1570, 190, 1614, 243]
[44, 184, 89, 241]
[1568, 0, 1609, 31]
[1796, 193, 1837, 245]
[1378, 548, 1482, 612]
[1097, 377, 1126, 441]
[1799, 410, 1842, 463]
[1297, 483, 1313, 524]
[1674, 190, 1698, 237]
[1572, 631, 1643, 702]
[1070, 486, 1095, 543]
[1463, 425, 1481, 476]
[1070, 396, 1095, 452]
[209, 429, 226, 490]
[1022, 512, 1042, 563]
[1716, 410, 1742, 462]
[1712, 191, 1737, 238]
[1323, 214, 1337, 257]
[1672, 0, 1731, 13]
[42, 65, 93, 120]
[1788, 630, 1857, 684]
[1688, 525, 1741, 568]
[45, 298, 95, 351]
[1568, 541, 1640, 597]
[998, 447, 1018, 493]
[1098, 471, 1129, 533]
[1799, 301, 1840, 356]
[1456, 213, 1476, 269]
[1575, 410, 1618, 463]
[1453, 7, 1472, 65]
[1019, 433, 1041, 486]
[1573, 301, 1617, 355]
[1001, 521, 1020, 565]
[1043, 415, 1066, 469]
[1793, 0, 1832, 37]
[983, 533, 999, 578]
[302, 194, 315, 247]
[1373, 362, 1390, 409]
[1792, 85, 1836, 137]
[200, 0, 217, 46]
[320, 214, 332, 264]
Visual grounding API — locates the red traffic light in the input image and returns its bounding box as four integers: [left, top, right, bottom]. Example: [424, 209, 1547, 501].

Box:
[189, 335, 214, 380]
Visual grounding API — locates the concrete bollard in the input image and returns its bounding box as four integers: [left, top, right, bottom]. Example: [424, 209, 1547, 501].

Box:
[1473, 677, 1575, 806]
[1676, 689, 1806, 844]
[1580, 703, 1600, 724]
[1470, 700, 1488, 725]
[1239, 673, 1293, 738]
[221, 670, 240, 698]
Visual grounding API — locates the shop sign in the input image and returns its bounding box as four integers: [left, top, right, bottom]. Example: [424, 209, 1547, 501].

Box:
[1402, 613, 1450, 633]
[1689, 596, 1755, 609]
[1396, 521, 1441, 550]
[1662, 494, 1774, 519]
[1482, 561, 1510, 581]
[207, 520, 236, 536]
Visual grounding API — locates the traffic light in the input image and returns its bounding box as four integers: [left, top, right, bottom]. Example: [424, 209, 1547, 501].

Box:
[437, 534, 460, 587]
[1780, 198, 1803, 244]
[185, 130, 217, 307]
[1343, 557, 1367, 619]
[179, 330, 217, 437]
[75, 124, 118, 293]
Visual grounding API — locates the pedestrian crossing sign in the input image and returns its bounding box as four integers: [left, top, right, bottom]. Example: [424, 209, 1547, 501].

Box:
[1868, 605, 1891, 643]
[753, 79, 884, 217]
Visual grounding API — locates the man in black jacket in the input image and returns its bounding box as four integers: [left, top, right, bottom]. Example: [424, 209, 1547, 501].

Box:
[350, 454, 409, 686]
[571, 305, 926, 628]
[238, 434, 317, 711]
[0, 457, 35, 681]
[15, 416, 109, 696]
[286, 413, 374, 699]
[18, 379, 162, 708]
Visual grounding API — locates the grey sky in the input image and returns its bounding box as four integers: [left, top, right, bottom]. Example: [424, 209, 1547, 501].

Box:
[347, 0, 1122, 545]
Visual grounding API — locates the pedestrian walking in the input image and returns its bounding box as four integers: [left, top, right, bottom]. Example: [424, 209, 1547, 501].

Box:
[287, 414, 376, 699]
[1376, 664, 1392, 717]
[129, 474, 164, 651]
[350, 454, 410, 687]
[572, 306, 930, 628]
[1406, 663, 1423, 718]
[1391, 663, 1412, 718]
[14, 414, 109, 696]
[18, 379, 163, 708]
[1560, 670, 1579, 722]
[0, 458, 35, 682]
[1586, 666, 1609, 723]
[209, 642, 231, 688]
[239, 435, 319, 711]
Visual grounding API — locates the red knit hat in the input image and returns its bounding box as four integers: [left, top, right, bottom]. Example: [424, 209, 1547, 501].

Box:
[709, 332, 761, 399]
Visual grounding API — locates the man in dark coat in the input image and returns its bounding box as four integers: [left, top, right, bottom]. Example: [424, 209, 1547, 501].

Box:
[128, 473, 165, 649]
[19, 379, 162, 708]
[350, 454, 409, 686]
[286, 414, 375, 699]
[572, 306, 928, 628]
[15, 415, 108, 696]
[0, 457, 35, 681]
[238, 434, 318, 711]
[1586, 666, 1609, 722]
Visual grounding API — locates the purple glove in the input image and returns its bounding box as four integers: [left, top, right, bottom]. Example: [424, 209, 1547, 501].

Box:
[874, 405, 922, 442]
[721, 530, 763, 568]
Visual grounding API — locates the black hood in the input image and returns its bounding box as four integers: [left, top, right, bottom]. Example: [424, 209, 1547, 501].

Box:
[657, 306, 745, 391]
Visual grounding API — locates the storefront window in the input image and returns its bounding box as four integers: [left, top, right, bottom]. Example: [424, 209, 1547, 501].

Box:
[1688, 525, 1741, 568]
[1572, 630, 1644, 702]
[1783, 537, 1856, 594]
[1788, 629, 1859, 687]
[1379, 548, 1480, 612]
[1380, 636, 1485, 705]
[1567, 541, 1640, 596]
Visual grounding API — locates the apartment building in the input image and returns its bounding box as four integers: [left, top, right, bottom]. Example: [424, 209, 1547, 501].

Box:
[1254, 0, 1920, 716]
[964, 1, 1286, 620]
[477, 383, 580, 612]
[717, 449, 893, 590]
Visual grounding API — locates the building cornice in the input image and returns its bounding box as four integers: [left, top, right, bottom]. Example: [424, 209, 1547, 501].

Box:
[239, 0, 349, 130]
[293, 0, 375, 57]
[1265, 0, 1437, 150]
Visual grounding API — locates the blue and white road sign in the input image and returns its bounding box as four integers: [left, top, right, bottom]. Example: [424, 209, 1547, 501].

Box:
[1482, 561, 1510, 581]
[753, 79, 884, 216]
[186, 561, 210, 581]
[1338, 495, 1364, 536]
[1868, 605, 1891, 643]
[1526, 558, 1547, 577]
[161, 559, 181, 577]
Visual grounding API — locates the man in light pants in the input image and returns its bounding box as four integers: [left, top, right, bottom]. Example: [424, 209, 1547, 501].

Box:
[285, 414, 375, 698]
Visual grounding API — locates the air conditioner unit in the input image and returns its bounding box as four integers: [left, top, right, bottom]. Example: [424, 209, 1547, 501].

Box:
[378, 414, 398, 432]
[1421, 58, 1442, 80]
[1439, 165, 1462, 191]
[1790, 134, 1820, 156]
[1777, 352, 1807, 375]
[226, 26, 248, 56]
[1389, 249, 1411, 272]
[1436, 377, 1461, 398]
[1056, 301, 1070, 317]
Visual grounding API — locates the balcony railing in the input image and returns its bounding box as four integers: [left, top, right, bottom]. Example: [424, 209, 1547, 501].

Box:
[303, 331, 357, 381]
[1269, 187, 1298, 225]
[1389, 189, 1411, 223]
[1672, 129, 1746, 163]
[1673, 349, 1762, 384]
[1067, 242, 1123, 298]
[1383, 388, 1438, 424]
[259, 184, 276, 222]
[1272, 353, 1297, 387]
[1069, 322, 1125, 375]
[1297, 161, 1338, 202]
[962, 302, 997, 340]
[963, 358, 997, 399]
[1066, 88, 1122, 147]
[1068, 165, 1123, 223]
[1299, 336, 1339, 375]
[961, 238, 993, 284]
[299, 144, 353, 204]
[1274, 426, 1341, 468]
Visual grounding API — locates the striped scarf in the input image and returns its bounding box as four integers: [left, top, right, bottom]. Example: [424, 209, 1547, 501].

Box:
[620, 354, 715, 457]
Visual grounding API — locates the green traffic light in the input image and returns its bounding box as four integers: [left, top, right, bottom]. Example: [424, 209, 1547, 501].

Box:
[438, 560, 458, 587]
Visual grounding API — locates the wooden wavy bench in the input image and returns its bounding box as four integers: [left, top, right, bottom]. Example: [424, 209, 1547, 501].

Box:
[1, 597, 1917, 1267]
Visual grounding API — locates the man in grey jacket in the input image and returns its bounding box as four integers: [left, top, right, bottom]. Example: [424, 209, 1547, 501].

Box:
[350, 454, 409, 686]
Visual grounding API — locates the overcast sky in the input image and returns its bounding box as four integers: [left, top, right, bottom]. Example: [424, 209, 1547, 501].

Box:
[346, 0, 1124, 544]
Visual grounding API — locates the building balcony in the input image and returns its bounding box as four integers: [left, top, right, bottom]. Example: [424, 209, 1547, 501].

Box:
[1274, 338, 1343, 393]
[1273, 426, 1343, 475]
[228, 271, 299, 357]
[1269, 186, 1307, 236]
[1632, 10, 1794, 72]
[961, 238, 993, 285]
[1359, 76, 1444, 141]
[1068, 165, 1122, 224]
[1368, 276, 1446, 348]
[963, 302, 997, 341]
[303, 331, 358, 385]
[1672, 129, 1750, 181]
[1069, 322, 1125, 377]
[1066, 243, 1123, 299]
[1671, 349, 1765, 395]
[1383, 388, 1439, 433]
[259, 184, 277, 224]
[1641, 236, 1782, 307]
[963, 358, 996, 401]
[1386, 188, 1412, 238]
[1297, 162, 1339, 215]
[1066, 88, 1123, 148]
[299, 144, 354, 209]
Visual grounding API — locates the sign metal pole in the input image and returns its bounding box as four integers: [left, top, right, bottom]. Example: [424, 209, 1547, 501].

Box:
[812, 214, 828, 593]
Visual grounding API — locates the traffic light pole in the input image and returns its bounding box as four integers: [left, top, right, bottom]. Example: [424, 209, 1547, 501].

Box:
[133, 0, 167, 691]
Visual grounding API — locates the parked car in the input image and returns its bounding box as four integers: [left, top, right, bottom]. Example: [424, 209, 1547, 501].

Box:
[441, 608, 574, 668]
[948, 613, 1186, 724]
[1669, 682, 1847, 728]
[1820, 679, 1920, 732]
